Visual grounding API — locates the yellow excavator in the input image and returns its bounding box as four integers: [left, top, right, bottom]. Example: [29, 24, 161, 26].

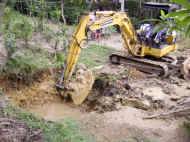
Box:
[56, 11, 189, 105]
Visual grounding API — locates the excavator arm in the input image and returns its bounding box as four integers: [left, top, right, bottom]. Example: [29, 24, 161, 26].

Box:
[59, 11, 142, 86]
[61, 15, 89, 84]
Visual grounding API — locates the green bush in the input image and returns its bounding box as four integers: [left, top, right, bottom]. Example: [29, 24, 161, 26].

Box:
[5, 0, 88, 25]
[2, 48, 51, 81]
[125, 0, 139, 17]
[11, 16, 34, 45]
[3, 8, 34, 48]
[184, 122, 190, 135]
[64, 7, 84, 24]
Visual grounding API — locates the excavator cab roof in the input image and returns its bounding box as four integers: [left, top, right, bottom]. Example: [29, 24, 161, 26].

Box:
[143, 2, 180, 13]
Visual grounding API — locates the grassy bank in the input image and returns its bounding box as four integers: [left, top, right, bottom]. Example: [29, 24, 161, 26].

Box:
[79, 44, 114, 68]
[1, 102, 94, 142]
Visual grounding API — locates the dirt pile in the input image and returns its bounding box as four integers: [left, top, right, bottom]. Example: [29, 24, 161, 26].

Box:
[145, 96, 190, 119]
[3, 75, 60, 108]
[82, 65, 151, 113]
[82, 59, 190, 113]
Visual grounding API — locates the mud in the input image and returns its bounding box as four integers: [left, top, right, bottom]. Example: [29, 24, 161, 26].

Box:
[0, 73, 60, 108]
[28, 102, 84, 121]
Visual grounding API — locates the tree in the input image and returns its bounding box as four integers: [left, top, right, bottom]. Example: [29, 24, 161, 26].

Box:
[61, 0, 66, 24]
[162, 0, 190, 37]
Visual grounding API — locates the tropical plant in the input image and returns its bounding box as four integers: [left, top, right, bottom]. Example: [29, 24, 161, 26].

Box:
[161, 0, 190, 37]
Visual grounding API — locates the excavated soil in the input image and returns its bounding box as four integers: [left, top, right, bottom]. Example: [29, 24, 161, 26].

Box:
[82, 65, 148, 113]
[0, 71, 60, 108]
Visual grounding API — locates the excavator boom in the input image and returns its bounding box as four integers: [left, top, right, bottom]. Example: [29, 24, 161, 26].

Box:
[60, 11, 144, 84]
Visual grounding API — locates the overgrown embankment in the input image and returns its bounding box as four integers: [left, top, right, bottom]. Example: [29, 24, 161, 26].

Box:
[0, 97, 94, 142]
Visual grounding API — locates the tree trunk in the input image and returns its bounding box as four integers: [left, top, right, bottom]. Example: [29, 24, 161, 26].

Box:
[0, 0, 6, 24]
[61, 0, 66, 24]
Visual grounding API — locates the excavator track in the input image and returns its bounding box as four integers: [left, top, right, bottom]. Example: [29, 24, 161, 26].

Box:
[109, 53, 169, 77]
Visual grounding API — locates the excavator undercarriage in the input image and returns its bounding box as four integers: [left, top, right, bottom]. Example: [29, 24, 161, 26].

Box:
[109, 53, 188, 78]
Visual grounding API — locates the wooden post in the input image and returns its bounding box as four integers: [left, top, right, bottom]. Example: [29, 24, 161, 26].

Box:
[120, 0, 125, 12]
[61, 0, 66, 24]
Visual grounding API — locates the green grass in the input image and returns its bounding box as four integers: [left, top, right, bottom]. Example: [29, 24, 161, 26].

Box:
[184, 122, 190, 136]
[79, 44, 115, 68]
[2, 104, 94, 142]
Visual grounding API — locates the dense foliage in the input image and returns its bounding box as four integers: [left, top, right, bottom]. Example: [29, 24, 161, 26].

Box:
[5, 0, 88, 24]
[4, 0, 122, 24]
[167, 0, 190, 37]
[64, 0, 88, 24]
[3, 8, 34, 55]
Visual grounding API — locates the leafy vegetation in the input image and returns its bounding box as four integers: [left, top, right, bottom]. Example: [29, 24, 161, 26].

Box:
[1, 8, 68, 82]
[184, 122, 190, 136]
[3, 7, 34, 49]
[2, 48, 51, 81]
[5, 0, 88, 25]
[64, 0, 88, 24]
[159, 0, 190, 37]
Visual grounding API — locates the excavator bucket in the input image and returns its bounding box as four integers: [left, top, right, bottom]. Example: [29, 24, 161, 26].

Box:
[181, 57, 190, 80]
[63, 64, 95, 105]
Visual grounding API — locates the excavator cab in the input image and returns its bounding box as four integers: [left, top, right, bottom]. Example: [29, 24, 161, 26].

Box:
[137, 22, 176, 49]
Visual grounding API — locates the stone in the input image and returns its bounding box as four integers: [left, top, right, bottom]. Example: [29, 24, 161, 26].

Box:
[186, 85, 190, 90]
[170, 95, 181, 101]
[122, 98, 151, 110]
[64, 64, 95, 105]
[143, 87, 168, 102]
